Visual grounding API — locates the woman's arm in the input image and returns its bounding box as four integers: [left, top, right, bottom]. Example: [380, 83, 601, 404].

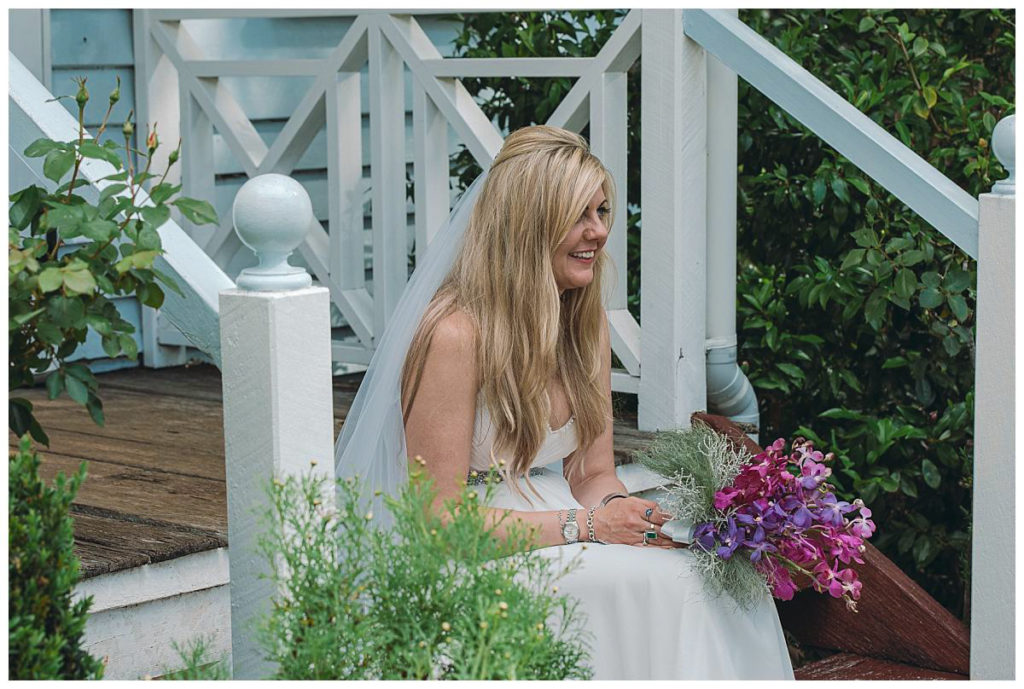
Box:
[404, 311, 569, 549]
[567, 315, 680, 548]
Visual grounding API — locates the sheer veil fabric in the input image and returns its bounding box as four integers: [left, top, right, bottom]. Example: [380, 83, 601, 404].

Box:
[333, 174, 487, 522]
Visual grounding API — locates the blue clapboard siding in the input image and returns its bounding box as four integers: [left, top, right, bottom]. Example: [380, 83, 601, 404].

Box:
[41, 10, 465, 369]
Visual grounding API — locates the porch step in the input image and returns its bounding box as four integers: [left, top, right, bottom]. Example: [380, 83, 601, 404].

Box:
[795, 653, 967, 680]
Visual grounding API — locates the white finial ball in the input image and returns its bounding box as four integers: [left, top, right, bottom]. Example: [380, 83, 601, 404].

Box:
[991, 115, 1015, 196]
[232, 174, 313, 257]
[992, 115, 1015, 171]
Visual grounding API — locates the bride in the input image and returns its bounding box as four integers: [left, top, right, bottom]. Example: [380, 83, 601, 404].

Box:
[336, 125, 794, 680]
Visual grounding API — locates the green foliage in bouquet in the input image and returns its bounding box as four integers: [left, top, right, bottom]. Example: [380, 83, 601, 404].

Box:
[633, 422, 770, 610]
[9, 76, 219, 445]
[452, 8, 1014, 617]
[256, 466, 591, 680]
[9, 435, 103, 680]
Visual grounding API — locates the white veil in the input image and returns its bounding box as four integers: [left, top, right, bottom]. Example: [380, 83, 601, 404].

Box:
[333, 173, 487, 522]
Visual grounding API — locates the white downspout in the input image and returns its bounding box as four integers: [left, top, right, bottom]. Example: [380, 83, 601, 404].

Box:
[705, 13, 760, 441]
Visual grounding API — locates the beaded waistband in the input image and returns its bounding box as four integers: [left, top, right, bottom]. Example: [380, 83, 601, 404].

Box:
[466, 467, 548, 485]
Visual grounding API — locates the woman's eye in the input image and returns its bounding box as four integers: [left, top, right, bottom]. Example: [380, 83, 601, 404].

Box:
[597, 205, 610, 218]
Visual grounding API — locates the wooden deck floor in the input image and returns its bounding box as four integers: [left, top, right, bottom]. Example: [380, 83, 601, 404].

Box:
[13, 364, 654, 579]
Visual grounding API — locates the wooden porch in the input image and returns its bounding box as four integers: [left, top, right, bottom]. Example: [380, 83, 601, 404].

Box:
[14, 364, 969, 680]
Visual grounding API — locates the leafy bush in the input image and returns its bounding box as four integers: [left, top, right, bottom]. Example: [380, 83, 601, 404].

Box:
[9, 435, 103, 679]
[450, 9, 1014, 617]
[8, 76, 218, 444]
[257, 466, 591, 680]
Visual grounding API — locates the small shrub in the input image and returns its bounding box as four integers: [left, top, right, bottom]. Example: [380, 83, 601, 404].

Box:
[8, 435, 103, 679]
[257, 468, 592, 680]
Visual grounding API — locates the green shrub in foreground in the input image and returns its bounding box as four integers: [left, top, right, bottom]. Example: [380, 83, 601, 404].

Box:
[9, 435, 103, 679]
[255, 467, 592, 680]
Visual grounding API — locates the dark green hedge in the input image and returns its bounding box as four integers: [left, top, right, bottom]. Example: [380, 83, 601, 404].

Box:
[448, 9, 1014, 618]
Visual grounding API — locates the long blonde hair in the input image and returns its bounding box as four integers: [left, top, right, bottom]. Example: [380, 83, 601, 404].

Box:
[402, 125, 615, 486]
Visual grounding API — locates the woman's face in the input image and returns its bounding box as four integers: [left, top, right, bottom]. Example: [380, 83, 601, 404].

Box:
[552, 186, 610, 293]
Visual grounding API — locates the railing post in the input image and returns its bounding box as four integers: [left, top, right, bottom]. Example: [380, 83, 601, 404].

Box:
[639, 9, 707, 431]
[219, 174, 336, 679]
[970, 114, 1015, 680]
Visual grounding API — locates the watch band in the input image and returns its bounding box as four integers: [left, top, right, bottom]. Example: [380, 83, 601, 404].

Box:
[562, 507, 580, 544]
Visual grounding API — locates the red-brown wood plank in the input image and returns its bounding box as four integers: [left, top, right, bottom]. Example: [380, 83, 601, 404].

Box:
[795, 652, 967, 680]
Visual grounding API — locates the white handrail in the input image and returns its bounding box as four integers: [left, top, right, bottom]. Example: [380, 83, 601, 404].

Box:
[682, 9, 980, 259]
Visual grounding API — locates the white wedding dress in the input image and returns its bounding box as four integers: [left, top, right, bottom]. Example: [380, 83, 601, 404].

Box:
[469, 399, 795, 681]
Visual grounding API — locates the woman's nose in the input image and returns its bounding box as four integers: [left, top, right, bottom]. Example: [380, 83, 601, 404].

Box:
[583, 213, 608, 241]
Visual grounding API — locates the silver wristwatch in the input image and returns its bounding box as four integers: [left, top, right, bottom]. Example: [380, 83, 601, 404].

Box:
[562, 508, 580, 544]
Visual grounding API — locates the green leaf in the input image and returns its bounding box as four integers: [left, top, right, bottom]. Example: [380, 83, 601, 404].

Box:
[137, 282, 165, 309]
[152, 266, 183, 296]
[99, 183, 128, 205]
[24, 138, 67, 157]
[895, 268, 918, 299]
[79, 140, 122, 168]
[172, 197, 219, 226]
[9, 397, 49, 446]
[65, 374, 90, 405]
[983, 111, 996, 134]
[947, 293, 969, 321]
[43, 149, 76, 184]
[811, 177, 827, 204]
[46, 295, 85, 328]
[79, 218, 118, 242]
[115, 250, 161, 273]
[11, 307, 46, 326]
[847, 177, 870, 196]
[86, 397, 105, 426]
[45, 371, 64, 400]
[943, 335, 961, 356]
[912, 96, 931, 119]
[85, 314, 113, 336]
[9, 185, 45, 230]
[882, 356, 908, 369]
[38, 267, 64, 293]
[922, 86, 938, 108]
[921, 459, 941, 489]
[831, 177, 850, 203]
[141, 204, 171, 230]
[101, 334, 121, 359]
[900, 250, 925, 267]
[136, 224, 163, 252]
[148, 183, 182, 205]
[857, 16, 875, 32]
[944, 268, 971, 292]
[919, 287, 943, 309]
[119, 334, 139, 360]
[913, 37, 929, 56]
[776, 362, 806, 381]
[840, 248, 865, 271]
[36, 320, 63, 345]
[63, 269, 97, 295]
[921, 271, 942, 288]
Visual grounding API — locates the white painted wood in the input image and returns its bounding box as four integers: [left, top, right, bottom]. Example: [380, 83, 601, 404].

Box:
[380, 14, 503, 168]
[969, 191, 1014, 680]
[683, 9, 979, 260]
[638, 10, 707, 431]
[9, 10, 50, 88]
[590, 71, 629, 312]
[328, 72, 367, 291]
[83, 582, 230, 680]
[9, 53, 233, 366]
[546, 10, 641, 133]
[607, 309, 641, 377]
[610, 370, 640, 395]
[220, 286, 335, 678]
[75, 548, 229, 612]
[704, 17, 738, 348]
[181, 92, 218, 246]
[331, 341, 375, 365]
[369, 23, 410, 335]
[134, 10, 181, 187]
[424, 57, 590, 78]
[990, 115, 1015, 196]
[413, 82, 450, 261]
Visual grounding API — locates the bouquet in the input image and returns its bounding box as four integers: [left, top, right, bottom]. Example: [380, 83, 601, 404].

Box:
[636, 421, 875, 611]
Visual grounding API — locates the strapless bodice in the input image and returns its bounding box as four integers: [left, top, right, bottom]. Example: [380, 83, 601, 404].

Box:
[469, 393, 579, 473]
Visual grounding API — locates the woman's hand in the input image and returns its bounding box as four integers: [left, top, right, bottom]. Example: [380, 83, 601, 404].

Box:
[591, 497, 683, 548]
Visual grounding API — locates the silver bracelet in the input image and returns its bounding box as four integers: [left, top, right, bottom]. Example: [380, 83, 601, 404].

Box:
[586, 506, 603, 544]
[600, 492, 628, 506]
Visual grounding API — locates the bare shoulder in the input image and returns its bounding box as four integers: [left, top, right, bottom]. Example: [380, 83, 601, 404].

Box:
[428, 310, 478, 360]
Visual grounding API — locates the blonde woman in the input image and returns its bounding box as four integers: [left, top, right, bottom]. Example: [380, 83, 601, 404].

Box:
[336, 126, 793, 680]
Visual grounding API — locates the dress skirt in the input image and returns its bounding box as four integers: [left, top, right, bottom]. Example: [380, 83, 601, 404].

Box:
[475, 466, 795, 681]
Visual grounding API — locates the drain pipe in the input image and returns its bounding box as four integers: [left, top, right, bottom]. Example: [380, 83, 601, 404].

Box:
[705, 21, 760, 443]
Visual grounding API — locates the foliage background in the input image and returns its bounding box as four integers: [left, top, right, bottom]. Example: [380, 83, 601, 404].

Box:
[448, 8, 1014, 618]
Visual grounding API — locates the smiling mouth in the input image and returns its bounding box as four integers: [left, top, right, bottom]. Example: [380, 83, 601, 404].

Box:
[569, 250, 595, 259]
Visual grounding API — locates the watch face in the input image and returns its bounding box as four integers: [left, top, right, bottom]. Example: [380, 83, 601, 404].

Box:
[564, 522, 580, 540]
